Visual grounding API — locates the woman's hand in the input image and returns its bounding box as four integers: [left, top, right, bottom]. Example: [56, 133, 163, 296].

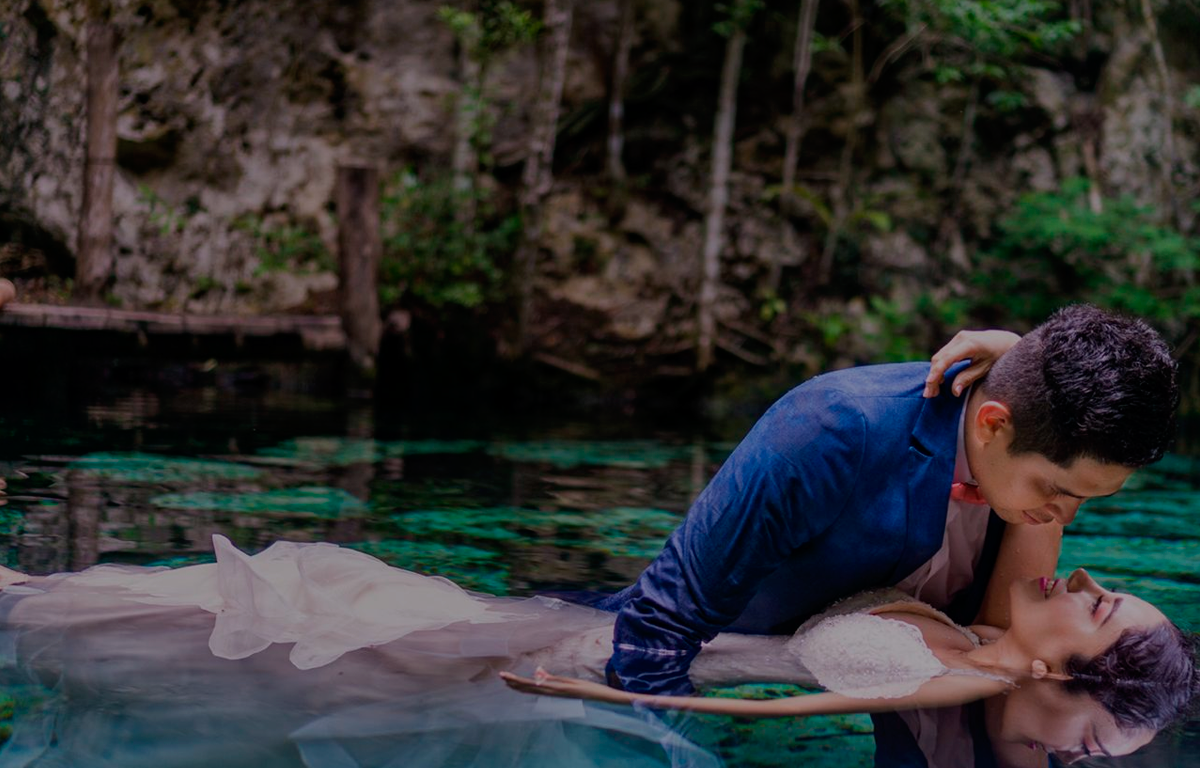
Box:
[924, 330, 1021, 398]
[500, 668, 640, 705]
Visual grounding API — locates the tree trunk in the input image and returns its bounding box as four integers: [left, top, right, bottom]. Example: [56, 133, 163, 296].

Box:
[452, 43, 482, 224]
[1139, 0, 1182, 229]
[76, 23, 118, 304]
[1076, 105, 1104, 214]
[515, 0, 574, 353]
[336, 165, 383, 374]
[817, 0, 862, 285]
[606, 0, 635, 185]
[697, 27, 747, 371]
[931, 78, 980, 272]
[772, 0, 819, 292]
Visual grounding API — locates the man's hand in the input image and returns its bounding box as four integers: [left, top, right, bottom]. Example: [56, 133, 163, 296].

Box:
[924, 330, 1022, 398]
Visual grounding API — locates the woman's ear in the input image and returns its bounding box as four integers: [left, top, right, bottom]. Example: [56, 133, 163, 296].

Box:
[1030, 659, 1072, 682]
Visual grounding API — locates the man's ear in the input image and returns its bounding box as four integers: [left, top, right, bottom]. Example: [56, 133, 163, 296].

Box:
[974, 401, 1014, 445]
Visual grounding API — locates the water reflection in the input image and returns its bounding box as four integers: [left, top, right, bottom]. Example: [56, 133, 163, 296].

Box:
[0, 388, 1195, 767]
[876, 681, 1158, 768]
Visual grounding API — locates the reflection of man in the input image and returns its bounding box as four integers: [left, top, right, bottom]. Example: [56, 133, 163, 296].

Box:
[874, 680, 1156, 768]
[602, 306, 1179, 694]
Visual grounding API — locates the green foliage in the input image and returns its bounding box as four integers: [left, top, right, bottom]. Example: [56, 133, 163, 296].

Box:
[758, 290, 786, 322]
[379, 170, 518, 309]
[232, 215, 333, 276]
[189, 275, 220, 299]
[1184, 85, 1200, 111]
[973, 178, 1200, 326]
[437, 2, 539, 63]
[884, 0, 1080, 96]
[137, 184, 187, 236]
[438, 3, 538, 171]
[810, 31, 843, 55]
[861, 293, 968, 362]
[984, 89, 1028, 112]
[714, 0, 764, 37]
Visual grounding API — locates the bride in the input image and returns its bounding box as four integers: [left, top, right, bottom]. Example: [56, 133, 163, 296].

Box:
[500, 567, 1196, 724]
[0, 533, 1192, 767]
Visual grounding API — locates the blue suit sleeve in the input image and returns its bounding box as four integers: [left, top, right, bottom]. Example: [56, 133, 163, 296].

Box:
[608, 386, 868, 694]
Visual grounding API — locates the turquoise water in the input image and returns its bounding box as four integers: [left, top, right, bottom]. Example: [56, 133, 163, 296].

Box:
[0, 385, 1197, 766]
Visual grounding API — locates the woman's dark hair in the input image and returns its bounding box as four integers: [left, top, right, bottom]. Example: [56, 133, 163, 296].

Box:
[981, 304, 1178, 468]
[1064, 622, 1200, 731]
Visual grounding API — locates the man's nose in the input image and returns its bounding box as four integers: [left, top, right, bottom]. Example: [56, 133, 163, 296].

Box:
[1048, 498, 1083, 525]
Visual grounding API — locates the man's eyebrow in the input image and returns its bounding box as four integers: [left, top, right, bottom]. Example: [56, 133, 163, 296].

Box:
[1092, 723, 1113, 758]
[1053, 485, 1118, 501]
[1101, 597, 1123, 628]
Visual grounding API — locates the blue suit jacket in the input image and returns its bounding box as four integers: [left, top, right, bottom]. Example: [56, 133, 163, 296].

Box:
[607, 362, 971, 694]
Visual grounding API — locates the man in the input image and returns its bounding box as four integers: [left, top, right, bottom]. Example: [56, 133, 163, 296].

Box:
[602, 305, 1179, 694]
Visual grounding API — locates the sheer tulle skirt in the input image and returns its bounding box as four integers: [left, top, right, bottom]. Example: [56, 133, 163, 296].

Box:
[0, 537, 720, 768]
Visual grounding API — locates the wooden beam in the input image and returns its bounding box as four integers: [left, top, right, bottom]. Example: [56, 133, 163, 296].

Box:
[0, 303, 348, 350]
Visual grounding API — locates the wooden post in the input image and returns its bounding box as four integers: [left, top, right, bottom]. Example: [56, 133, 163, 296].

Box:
[76, 23, 118, 302]
[336, 164, 383, 373]
[67, 481, 102, 571]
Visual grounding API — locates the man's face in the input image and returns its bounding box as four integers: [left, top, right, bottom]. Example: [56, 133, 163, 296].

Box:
[967, 401, 1134, 526]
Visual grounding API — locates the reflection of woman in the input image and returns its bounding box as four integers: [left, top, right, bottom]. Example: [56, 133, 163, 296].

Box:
[0, 535, 1192, 767]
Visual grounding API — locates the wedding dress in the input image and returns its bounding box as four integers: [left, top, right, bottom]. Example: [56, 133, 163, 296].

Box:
[0, 537, 995, 768]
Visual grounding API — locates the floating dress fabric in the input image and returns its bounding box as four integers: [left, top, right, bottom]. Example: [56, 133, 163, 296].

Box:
[0, 537, 995, 767]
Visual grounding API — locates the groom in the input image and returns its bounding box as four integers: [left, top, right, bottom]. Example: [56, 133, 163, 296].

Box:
[603, 305, 1179, 695]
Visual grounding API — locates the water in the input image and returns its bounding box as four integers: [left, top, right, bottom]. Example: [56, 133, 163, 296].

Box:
[0, 377, 1197, 767]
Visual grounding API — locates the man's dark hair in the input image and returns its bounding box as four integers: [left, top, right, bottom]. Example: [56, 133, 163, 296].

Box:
[1064, 622, 1200, 731]
[981, 304, 1178, 467]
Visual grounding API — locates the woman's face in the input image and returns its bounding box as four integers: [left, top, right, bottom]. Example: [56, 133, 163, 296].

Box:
[1006, 568, 1167, 668]
[990, 681, 1155, 764]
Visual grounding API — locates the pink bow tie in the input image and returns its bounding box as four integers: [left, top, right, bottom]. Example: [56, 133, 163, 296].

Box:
[950, 482, 988, 505]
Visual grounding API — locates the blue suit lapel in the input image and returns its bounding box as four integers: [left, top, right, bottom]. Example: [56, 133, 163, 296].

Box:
[888, 385, 963, 584]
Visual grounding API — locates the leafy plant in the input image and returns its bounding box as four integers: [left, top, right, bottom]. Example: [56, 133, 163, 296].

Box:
[379, 170, 518, 309]
[438, 2, 540, 169]
[861, 293, 968, 362]
[881, 0, 1080, 108]
[233, 215, 333, 277]
[137, 184, 187, 236]
[714, 0, 764, 37]
[972, 178, 1200, 327]
[1184, 85, 1200, 111]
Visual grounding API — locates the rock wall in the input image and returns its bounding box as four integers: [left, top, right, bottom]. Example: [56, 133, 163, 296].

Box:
[1, 0, 1197, 370]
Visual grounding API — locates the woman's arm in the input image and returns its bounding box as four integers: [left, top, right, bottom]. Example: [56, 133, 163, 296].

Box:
[500, 669, 1009, 718]
[924, 330, 1022, 398]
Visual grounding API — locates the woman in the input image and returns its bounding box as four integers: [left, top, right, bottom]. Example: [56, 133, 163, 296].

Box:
[500, 568, 1196, 730]
[0, 534, 1191, 767]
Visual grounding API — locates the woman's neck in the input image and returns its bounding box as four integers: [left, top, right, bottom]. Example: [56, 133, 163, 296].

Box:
[959, 631, 1033, 681]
